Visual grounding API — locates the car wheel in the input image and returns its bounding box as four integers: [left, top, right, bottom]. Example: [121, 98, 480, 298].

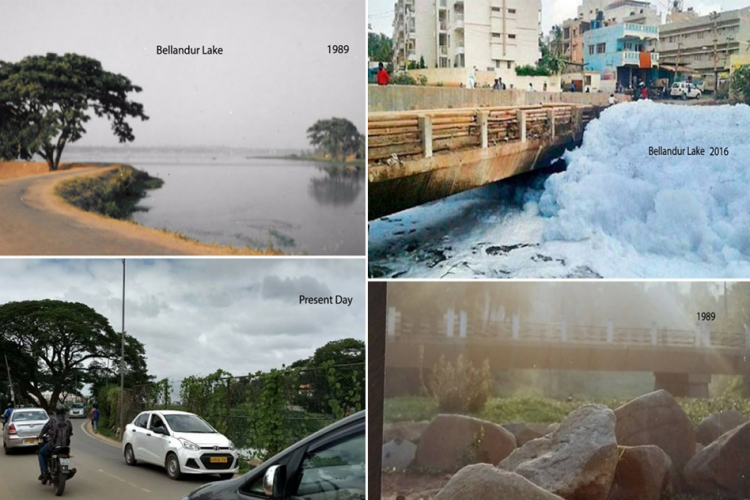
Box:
[219, 473, 235, 480]
[166, 453, 182, 480]
[124, 444, 137, 466]
[3, 444, 10, 455]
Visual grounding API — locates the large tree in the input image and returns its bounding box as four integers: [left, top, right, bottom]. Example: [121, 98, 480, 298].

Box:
[0, 299, 151, 410]
[368, 32, 394, 65]
[307, 118, 363, 163]
[0, 53, 148, 170]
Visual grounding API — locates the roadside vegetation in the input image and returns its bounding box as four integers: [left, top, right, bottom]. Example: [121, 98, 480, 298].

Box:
[56, 165, 163, 219]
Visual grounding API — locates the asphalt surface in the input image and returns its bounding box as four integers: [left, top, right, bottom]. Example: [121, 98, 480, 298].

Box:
[0, 168, 187, 255]
[0, 420, 226, 500]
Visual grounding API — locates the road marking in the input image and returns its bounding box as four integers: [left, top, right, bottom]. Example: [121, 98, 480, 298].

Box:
[80, 421, 119, 449]
[98, 469, 151, 493]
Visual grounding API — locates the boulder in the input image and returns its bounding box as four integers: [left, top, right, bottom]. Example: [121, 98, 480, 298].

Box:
[383, 421, 430, 444]
[684, 421, 750, 499]
[383, 439, 417, 470]
[499, 404, 619, 500]
[435, 464, 565, 500]
[606, 446, 673, 500]
[614, 390, 695, 476]
[414, 414, 516, 473]
[694, 410, 748, 446]
[545, 423, 560, 435]
[503, 422, 546, 446]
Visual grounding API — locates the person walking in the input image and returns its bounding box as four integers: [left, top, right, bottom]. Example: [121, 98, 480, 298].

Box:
[91, 404, 100, 434]
[376, 62, 390, 86]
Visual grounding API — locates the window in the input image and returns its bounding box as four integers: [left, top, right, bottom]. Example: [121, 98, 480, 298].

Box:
[291, 433, 365, 499]
[134, 413, 149, 428]
[597, 43, 606, 54]
[508, 34, 516, 39]
[589, 45, 595, 55]
[149, 414, 165, 430]
[508, 8, 516, 14]
[491, 6, 501, 12]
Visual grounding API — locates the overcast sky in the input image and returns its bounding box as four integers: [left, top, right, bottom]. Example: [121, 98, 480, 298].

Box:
[0, 259, 365, 382]
[368, 0, 750, 38]
[0, 0, 365, 149]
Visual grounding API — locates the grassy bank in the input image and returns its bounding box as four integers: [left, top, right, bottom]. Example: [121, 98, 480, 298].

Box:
[385, 394, 750, 426]
[56, 165, 163, 219]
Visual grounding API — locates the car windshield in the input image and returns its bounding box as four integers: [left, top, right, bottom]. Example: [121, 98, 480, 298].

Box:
[164, 414, 217, 433]
[12, 410, 48, 422]
[72, 403, 84, 409]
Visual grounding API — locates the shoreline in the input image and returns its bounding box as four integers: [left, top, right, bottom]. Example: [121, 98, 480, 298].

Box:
[247, 155, 365, 167]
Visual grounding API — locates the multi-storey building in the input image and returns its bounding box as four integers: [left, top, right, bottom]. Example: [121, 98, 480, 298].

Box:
[392, 0, 541, 72]
[583, 22, 660, 86]
[577, 0, 660, 26]
[659, 7, 750, 84]
[560, 18, 590, 65]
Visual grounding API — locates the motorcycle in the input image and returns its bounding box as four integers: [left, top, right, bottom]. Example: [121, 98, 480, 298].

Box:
[38, 435, 77, 496]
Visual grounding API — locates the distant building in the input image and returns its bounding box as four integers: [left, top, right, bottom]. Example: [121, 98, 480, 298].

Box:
[583, 22, 660, 87]
[578, 0, 660, 26]
[560, 18, 591, 66]
[659, 7, 750, 84]
[392, 0, 541, 72]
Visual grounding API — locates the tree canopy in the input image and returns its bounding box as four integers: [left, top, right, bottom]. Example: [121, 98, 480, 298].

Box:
[0, 53, 148, 170]
[368, 32, 394, 66]
[307, 118, 363, 162]
[0, 299, 151, 410]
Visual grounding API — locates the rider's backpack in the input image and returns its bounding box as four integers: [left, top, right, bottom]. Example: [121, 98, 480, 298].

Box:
[50, 418, 72, 448]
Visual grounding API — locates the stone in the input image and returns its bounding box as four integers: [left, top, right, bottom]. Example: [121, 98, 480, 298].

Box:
[414, 414, 516, 473]
[499, 404, 619, 500]
[434, 464, 565, 500]
[606, 446, 673, 500]
[502, 422, 546, 446]
[694, 410, 748, 446]
[545, 423, 560, 435]
[614, 390, 695, 476]
[383, 421, 430, 444]
[684, 421, 750, 499]
[383, 439, 417, 470]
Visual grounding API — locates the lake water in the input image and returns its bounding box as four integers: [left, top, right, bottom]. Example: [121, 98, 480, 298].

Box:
[61, 147, 366, 255]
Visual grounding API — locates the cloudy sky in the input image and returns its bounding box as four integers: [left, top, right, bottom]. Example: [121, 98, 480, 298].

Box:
[368, 0, 749, 37]
[0, 259, 365, 382]
[0, 0, 365, 149]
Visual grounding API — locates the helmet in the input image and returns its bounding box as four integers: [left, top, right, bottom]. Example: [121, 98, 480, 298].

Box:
[56, 403, 66, 415]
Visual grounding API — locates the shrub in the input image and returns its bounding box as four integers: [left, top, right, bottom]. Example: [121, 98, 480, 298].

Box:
[516, 65, 552, 77]
[428, 355, 492, 413]
[391, 73, 418, 86]
[729, 66, 750, 105]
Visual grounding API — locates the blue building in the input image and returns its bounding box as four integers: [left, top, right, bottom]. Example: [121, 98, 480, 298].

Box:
[583, 22, 660, 88]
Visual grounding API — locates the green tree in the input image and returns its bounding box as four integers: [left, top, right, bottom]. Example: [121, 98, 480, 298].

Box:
[0, 299, 151, 410]
[0, 53, 148, 171]
[368, 32, 394, 65]
[310, 338, 365, 367]
[729, 65, 750, 105]
[306, 118, 362, 162]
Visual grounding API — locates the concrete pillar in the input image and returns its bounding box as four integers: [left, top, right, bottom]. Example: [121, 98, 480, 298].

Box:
[573, 107, 583, 137]
[459, 311, 467, 338]
[445, 308, 455, 338]
[512, 313, 520, 340]
[517, 110, 527, 143]
[478, 111, 489, 149]
[419, 115, 433, 158]
[607, 321, 614, 343]
[650, 322, 658, 346]
[387, 306, 397, 337]
[547, 108, 556, 138]
[561, 320, 568, 342]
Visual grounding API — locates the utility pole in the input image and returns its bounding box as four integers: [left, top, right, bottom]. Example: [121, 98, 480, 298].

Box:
[119, 259, 126, 434]
[710, 11, 720, 92]
[676, 42, 683, 82]
[4, 355, 15, 405]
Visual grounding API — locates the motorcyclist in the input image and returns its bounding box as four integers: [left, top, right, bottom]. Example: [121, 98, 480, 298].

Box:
[37, 404, 73, 483]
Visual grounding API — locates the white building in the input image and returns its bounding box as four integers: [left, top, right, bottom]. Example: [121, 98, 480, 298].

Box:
[392, 0, 541, 72]
[577, 0, 661, 26]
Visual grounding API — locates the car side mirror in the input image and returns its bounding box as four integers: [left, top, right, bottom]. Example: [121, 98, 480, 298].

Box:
[152, 426, 168, 436]
[263, 464, 286, 498]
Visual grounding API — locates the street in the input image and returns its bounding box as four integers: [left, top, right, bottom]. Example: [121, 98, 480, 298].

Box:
[0, 420, 226, 500]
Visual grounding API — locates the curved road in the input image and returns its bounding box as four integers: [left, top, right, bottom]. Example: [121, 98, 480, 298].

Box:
[0, 168, 189, 255]
[0, 421, 226, 500]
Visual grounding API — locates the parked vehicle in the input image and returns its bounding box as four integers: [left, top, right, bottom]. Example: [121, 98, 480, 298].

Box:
[2, 408, 49, 454]
[122, 410, 239, 480]
[68, 402, 86, 419]
[38, 434, 77, 496]
[671, 82, 702, 100]
[179, 410, 365, 500]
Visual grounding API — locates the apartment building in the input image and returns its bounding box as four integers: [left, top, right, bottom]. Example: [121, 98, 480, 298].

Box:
[560, 18, 590, 65]
[392, 0, 541, 72]
[659, 7, 750, 82]
[577, 0, 660, 25]
[584, 22, 660, 86]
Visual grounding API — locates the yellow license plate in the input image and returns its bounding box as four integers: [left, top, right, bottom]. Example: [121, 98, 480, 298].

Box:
[23, 439, 38, 444]
[210, 457, 228, 464]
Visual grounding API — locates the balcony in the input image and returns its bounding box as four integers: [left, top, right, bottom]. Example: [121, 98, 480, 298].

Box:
[439, 45, 448, 55]
[455, 44, 465, 55]
[438, 0, 447, 9]
[623, 23, 659, 40]
[619, 51, 659, 67]
[454, 14, 464, 30]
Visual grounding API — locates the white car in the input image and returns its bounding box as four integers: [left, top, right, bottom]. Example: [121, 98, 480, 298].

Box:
[3, 408, 49, 454]
[69, 403, 86, 419]
[122, 410, 239, 480]
[671, 82, 702, 100]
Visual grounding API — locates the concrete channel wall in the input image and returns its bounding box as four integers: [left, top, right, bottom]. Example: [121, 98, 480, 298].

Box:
[369, 84, 630, 112]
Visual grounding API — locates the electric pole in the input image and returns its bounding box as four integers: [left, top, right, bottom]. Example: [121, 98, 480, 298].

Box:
[710, 11, 720, 92]
[120, 259, 126, 434]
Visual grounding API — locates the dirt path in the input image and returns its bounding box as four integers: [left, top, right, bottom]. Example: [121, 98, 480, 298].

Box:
[0, 166, 277, 256]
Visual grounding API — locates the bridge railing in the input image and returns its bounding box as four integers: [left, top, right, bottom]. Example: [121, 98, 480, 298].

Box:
[386, 310, 750, 352]
[368, 103, 595, 165]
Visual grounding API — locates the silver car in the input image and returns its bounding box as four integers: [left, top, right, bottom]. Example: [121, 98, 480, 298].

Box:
[3, 408, 49, 454]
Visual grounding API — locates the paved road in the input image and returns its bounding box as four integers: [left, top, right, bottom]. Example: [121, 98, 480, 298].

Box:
[0, 421, 225, 500]
[0, 167, 188, 255]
